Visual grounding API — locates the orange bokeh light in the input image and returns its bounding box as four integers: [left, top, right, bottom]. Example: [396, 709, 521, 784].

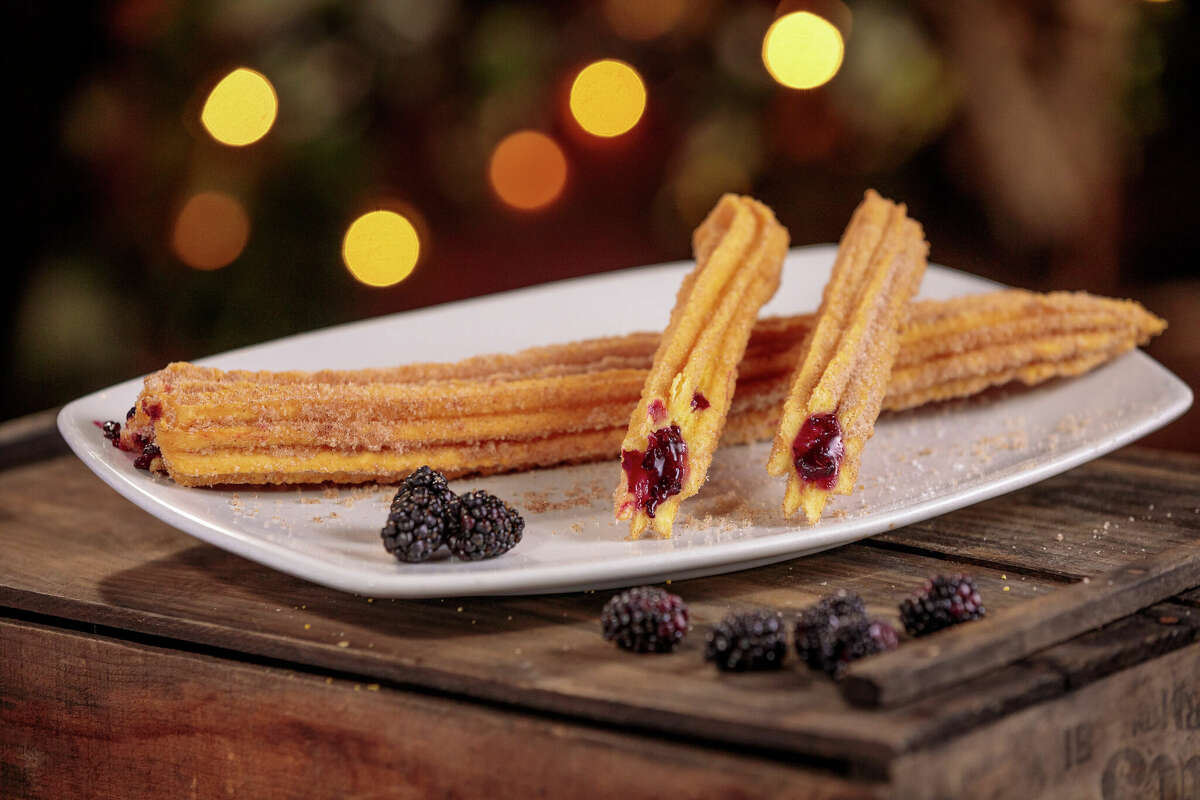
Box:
[488, 130, 568, 211]
[172, 191, 250, 270]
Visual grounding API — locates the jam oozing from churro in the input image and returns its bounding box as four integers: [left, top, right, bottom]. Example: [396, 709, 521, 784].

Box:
[621, 424, 688, 518]
[690, 392, 709, 411]
[792, 413, 843, 490]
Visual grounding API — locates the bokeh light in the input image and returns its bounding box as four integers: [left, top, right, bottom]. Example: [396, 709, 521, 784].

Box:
[568, 59, 647, 138]
[172, 191, 250, 270]
[488, 130, 568, 211]
[762, 12, 845, 90]
[342, 210, 421, 287]
[603, 0, 686, 41]
[200, 67, 278, 146]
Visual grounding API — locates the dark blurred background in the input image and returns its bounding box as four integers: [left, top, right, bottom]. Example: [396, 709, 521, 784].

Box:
[9, 0, 1199, 448]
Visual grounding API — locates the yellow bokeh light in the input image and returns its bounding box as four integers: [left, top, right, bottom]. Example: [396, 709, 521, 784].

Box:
[200, 67, 278, 146]
[568, 59, 647, 138]
[172, 191, 250, 270]
[342, 210, 421, 288]
[762, 12, 845, 90]
[488, 131, 568, 211]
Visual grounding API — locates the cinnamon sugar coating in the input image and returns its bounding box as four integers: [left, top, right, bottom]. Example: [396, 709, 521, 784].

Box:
[766, 190, 930, 522]
[612, 195, 790, 538]
[119, 289, 1163, 489]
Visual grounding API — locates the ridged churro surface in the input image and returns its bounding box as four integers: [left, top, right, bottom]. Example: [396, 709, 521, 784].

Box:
[767, 191, 929, 523]
[612, 195, 789, 538]
[117, 289, 1164, 489]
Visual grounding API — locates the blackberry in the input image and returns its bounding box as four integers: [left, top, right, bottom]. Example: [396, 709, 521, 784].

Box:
[830, 618, 899, 677]
[900, 574, 986, 637]
[450, 490, 524, 560]
[125, 405, 137, 421]
[795, 592, 900, 677]
[381, 482, 461, 563]
[133, 443, 160, 470]
[705, 610, 787, 671]
[794, 591, 868, 675]
[600, 586, 689, 653]
[401, 465, 453, 497]
[101, 420, 121, 446]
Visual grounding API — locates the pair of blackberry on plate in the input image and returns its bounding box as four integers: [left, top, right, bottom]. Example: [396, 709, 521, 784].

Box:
[382, 467, 524, 562]
[602, 577, 985, 677]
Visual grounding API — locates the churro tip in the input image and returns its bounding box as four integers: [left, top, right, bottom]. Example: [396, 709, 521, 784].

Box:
[769, 188, 929, 525]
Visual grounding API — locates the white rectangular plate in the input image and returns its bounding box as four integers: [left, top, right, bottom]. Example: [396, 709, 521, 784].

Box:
[58, 246, 1192, 597]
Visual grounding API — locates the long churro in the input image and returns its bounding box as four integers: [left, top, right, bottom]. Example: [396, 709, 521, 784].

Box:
[767, 191, 929, 523]
[116, 289, 1164, 488]
[612, 195, 789, 538]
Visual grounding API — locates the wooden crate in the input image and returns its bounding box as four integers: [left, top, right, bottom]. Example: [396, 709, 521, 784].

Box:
[2, 412, 1199, 799]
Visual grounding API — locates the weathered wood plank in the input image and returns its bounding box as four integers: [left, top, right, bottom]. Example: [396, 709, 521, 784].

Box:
[1174, 588, 1200, 608]
[0, 456, 1059, 766]
[876, 603, 1200, 754]
[0, 616, 882, 800]
[870, 449, 1200, 580]
[890, 642, 1200, 800]
[4, 448, 1199, 765]
[843, 547, 1200, 708]
[1029, 603, 1200, 689]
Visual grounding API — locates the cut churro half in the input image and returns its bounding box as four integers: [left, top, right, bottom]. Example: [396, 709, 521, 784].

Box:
[613, 194, 789, 538]
[116, 290, 1162, 489]
[766, 190, 928, 523]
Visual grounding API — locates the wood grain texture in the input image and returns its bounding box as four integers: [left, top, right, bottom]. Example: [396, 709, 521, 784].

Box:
[0, 617, 882, 800]
[870, 447, 1200, 580]
[842, 545, 1200, 707]
[876, 603, 1200, 754]
[0, 456, 1059, 767]
[2, 447, 1199, 770]
[1029, 603, 1200, 689]
[890, 638, 1200, 799]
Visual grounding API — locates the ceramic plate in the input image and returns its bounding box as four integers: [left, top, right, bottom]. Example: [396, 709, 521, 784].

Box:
[58, 247, 1192, 597]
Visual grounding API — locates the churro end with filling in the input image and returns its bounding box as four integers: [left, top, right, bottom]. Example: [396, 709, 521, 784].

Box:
[768, 190, 929, 523]
[615, 194, 789, 538]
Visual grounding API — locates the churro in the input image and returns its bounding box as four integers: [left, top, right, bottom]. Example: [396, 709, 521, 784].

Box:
[767, 190, 929, 523]
[612, 194, 789, 538]
[117, 289, 1164, 488]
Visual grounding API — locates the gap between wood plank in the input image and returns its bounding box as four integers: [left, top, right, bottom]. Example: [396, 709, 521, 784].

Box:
[0, 603, 883, 781]
[859, 538, 1086, 583]
[842, 542, 1200, 708]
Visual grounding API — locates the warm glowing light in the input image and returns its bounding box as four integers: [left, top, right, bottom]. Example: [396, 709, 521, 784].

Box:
[172, 191, 250, 270]
[488, 131, 568, 211]
[200, 68, 278, 146]
[568, 59, 647, 138]
[342, 210, 421, 287]
[762, 12, 844, 90]
[603, 0, 686, 41]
